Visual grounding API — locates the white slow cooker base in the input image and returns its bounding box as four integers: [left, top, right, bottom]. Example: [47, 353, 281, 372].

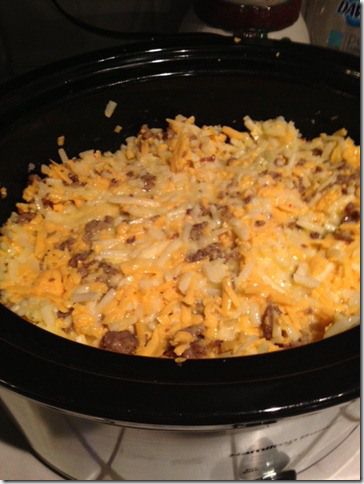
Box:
[0, 403, 360, 480]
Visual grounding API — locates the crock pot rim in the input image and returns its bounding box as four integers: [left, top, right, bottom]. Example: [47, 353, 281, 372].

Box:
[0, 303, 359, 386]
[0, 329, 359, 426]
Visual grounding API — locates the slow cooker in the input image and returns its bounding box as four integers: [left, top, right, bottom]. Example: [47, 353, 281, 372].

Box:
[0, 38, 360, 480]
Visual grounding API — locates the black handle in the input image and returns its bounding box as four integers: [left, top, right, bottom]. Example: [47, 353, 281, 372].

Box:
[262, 469, 297, 480]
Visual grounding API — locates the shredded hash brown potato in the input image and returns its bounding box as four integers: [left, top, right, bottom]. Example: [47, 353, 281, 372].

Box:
[0, 115, 360, 359]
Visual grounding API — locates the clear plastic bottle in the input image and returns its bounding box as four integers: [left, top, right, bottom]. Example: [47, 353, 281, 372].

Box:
[302, 0, 360, 55]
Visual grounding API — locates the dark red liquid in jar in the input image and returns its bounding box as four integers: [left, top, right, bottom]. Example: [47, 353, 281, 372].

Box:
[193, 0, 302, 34]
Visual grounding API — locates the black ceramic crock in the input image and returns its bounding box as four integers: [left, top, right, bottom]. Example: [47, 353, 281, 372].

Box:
[0, 38, 360, 427]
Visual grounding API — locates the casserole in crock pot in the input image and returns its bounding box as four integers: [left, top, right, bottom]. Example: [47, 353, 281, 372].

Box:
[0, 113, 359, 359]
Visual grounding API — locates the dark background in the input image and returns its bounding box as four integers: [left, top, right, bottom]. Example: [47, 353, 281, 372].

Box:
[0, 0, 194, 81]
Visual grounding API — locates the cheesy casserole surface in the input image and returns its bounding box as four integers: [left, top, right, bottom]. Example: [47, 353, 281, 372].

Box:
[0, 115, 360, 359]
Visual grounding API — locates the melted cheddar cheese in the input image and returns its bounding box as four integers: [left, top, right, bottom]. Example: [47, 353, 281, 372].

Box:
[0, 115, 360, 359]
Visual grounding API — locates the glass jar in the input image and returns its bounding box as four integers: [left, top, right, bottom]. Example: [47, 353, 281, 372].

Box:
[180, 0, 309, 43]
[193, 0, 302, 36]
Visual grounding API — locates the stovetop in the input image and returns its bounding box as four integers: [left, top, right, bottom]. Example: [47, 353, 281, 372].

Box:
[0, 404, 360, 480]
